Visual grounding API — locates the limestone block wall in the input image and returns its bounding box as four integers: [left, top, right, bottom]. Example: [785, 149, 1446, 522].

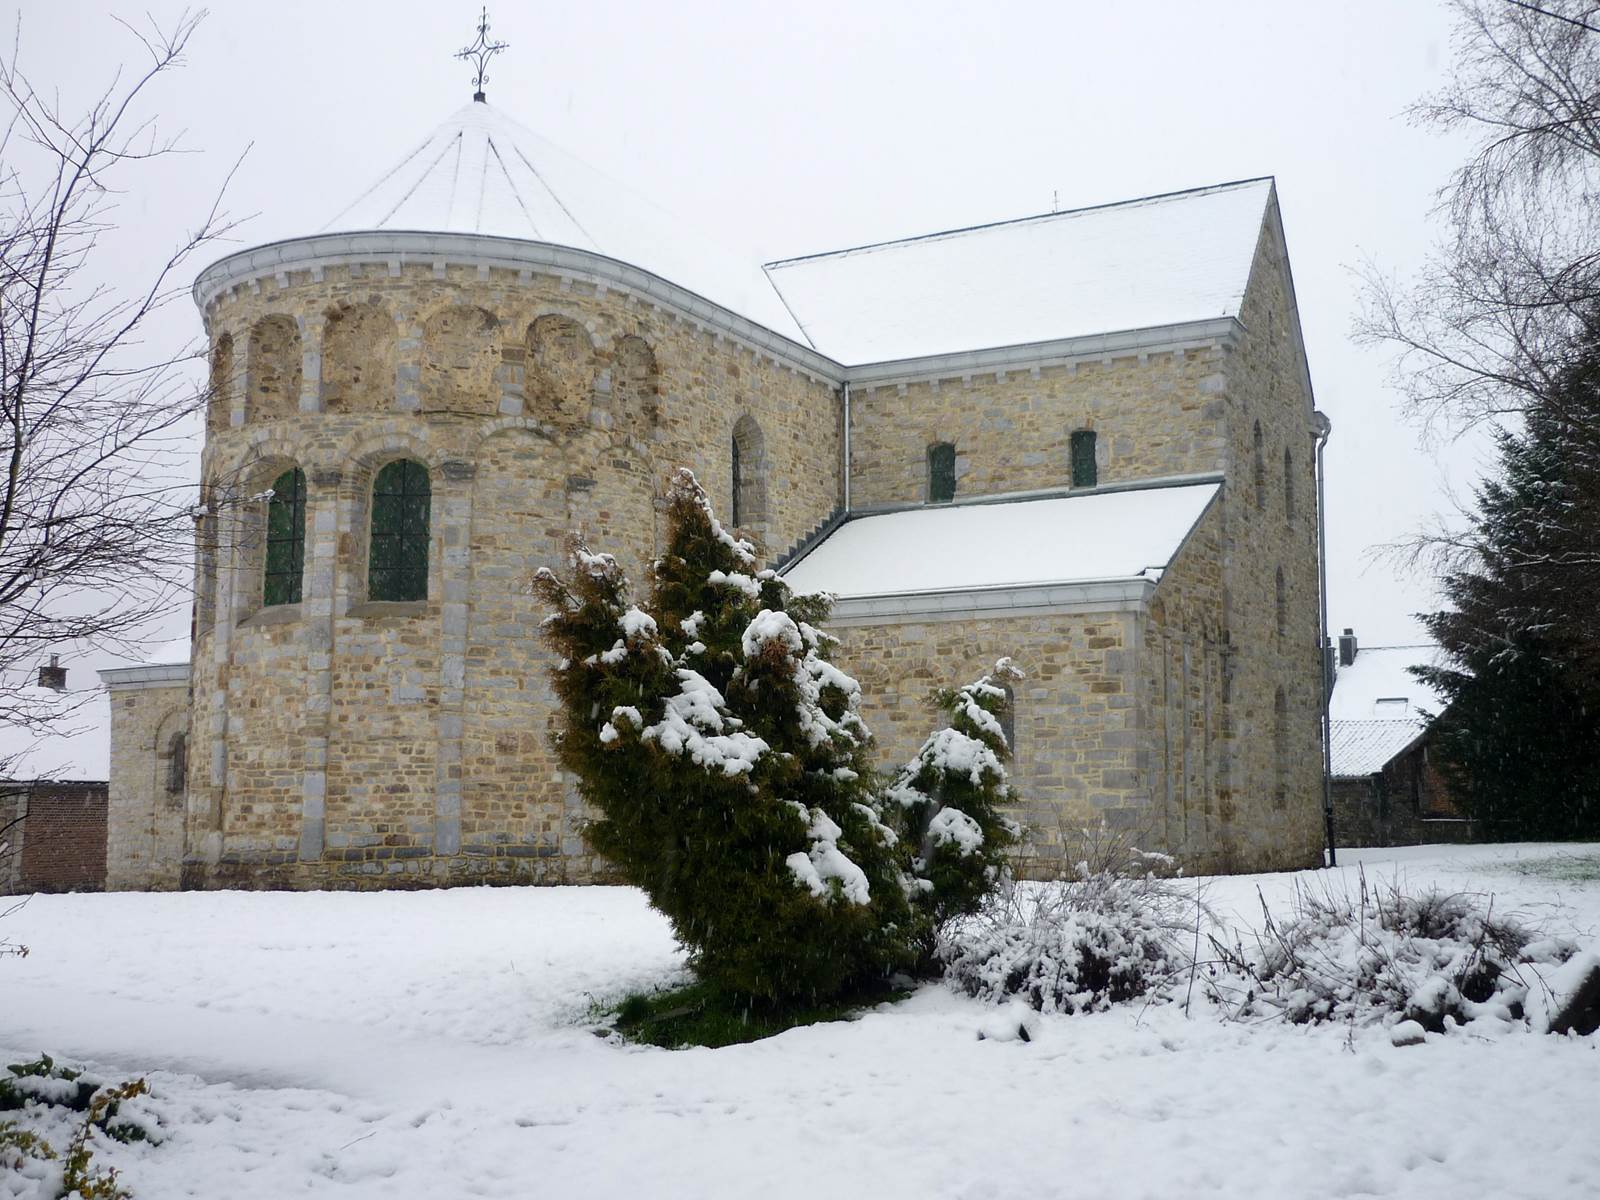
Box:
[1142, 503, 1234, 871]
[826, 606, 1147, 876]
[1210, 202, 1325, 870]
[104, 678, 188, 890]
[183, 251, 842, 888]
[0, 786, 24, 894]
[847, 346, 1229, 508]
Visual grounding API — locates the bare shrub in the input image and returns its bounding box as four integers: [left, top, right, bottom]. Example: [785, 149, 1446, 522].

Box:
[938, 830, 1210, 1015]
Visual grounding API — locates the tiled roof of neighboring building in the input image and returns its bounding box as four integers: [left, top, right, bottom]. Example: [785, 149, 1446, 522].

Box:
[780, 479, 1219, 600]
[1330, 718, 1427, 779]
[763, 179, 1273, 364]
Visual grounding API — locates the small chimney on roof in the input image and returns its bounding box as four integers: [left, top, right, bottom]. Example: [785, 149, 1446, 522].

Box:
[1338, 628, 1358, 669]
[38, 654, 66, 692]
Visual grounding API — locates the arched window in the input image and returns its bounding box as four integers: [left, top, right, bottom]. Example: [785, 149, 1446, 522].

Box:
[732, 414, 767, 529]
[927, 441, 956, 503]
[1070, 429, 1097, 488]
[1000, 682, 1016, 754]
[1253, 421, 1265, 511]
[1275, 565, 1287, 637]
[1273, 687, 1289, 810]
[369, 459, 431, 602]
[263, 467, 307, 607]
[166, 732, 188, 795]
[1284, 447, 1296, 524]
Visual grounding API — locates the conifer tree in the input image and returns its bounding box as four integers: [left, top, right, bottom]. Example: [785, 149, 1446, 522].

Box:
[1416, 339, 1600, 839]
[534, 469, 920, 1005]
[885, 659, 1021, 943]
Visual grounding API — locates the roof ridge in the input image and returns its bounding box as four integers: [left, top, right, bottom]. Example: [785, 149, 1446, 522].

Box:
[764, 176, 1275, 269]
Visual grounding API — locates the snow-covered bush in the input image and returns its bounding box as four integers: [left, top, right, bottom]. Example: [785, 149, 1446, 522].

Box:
[886, 659, 1021, 941]
[1203, 872, 1576, 1033]
[535, 469, 925, 1005]
[0, 1054, 154, 1198]
[939, 842, 1205, 1014]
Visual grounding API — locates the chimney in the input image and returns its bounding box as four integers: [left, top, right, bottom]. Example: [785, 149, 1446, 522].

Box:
[1338, 628, 1357, 669]
[38, 654, 66, 692]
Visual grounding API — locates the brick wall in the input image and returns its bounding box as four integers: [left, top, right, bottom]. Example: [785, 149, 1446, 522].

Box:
[1332, 739, 1473, 849]
[5, 782, 108, 893]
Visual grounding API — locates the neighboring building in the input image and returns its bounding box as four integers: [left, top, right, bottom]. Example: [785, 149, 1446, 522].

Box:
[0, 661, 111, 895]
[102, 88, 1328, 890]
[0, 781, 109, 895]
[1328, 629, 1472, 848]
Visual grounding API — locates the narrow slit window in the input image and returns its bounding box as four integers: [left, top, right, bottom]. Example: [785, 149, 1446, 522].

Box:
[731, 433, 742, 526]
[263, 467, 306, 606]
[166, 732, 187, 795]
[369, 459, 431, 602]
[1070, 430, 1097, 488]
[927, 442, 956, 503]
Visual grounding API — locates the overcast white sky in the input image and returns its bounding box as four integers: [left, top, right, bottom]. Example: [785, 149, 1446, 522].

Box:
[20, 0, 1486, 660]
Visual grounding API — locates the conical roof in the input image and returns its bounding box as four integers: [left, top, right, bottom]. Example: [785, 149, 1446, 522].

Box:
[322, 99, 805, 342]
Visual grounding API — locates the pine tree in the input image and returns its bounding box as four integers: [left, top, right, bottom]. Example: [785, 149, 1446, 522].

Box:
[1416, 339, 1600, 839]
[885, 659, 1021, 944]
[534, 469, 921, 1005]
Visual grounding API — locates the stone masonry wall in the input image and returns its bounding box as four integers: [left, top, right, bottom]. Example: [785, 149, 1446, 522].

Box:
[0, 785, 24, 894]
[1142, 501, 1235, 872]
[1212, 204, 1325, 870]
[827, 607, 1145, 877]
[848, 346, 1228, 507]
[180, 257, 841, 888]
[105, 680, 188, 890]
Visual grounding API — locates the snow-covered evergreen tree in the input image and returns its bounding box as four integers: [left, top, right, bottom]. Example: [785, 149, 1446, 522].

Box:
[535, 469, 920, 1005]
[886, 659, 1021, 939]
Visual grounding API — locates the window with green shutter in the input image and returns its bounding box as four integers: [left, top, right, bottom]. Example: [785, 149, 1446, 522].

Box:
[368, 459, 431, 602]
[1070, 430, 1097, 488]
[927, 442, 956, 503]
[263, 467, 306, 606]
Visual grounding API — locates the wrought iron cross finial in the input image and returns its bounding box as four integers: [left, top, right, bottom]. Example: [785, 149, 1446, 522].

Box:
[456, 8, 509, 103]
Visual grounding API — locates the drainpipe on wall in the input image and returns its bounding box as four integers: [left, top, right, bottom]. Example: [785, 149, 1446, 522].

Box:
[842, 381, 852, 513]
[1312, 410, 1335, 867]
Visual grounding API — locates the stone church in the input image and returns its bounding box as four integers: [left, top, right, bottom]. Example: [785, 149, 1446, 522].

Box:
[100, 92, 1329, 890]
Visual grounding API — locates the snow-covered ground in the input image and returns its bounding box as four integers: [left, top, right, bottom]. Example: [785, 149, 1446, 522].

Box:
[4, 843, 1598, 1199]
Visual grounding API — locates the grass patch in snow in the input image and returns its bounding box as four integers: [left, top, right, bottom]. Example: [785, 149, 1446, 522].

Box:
[1498, 852, 1600, 882]
[610, 980, 907, 1048]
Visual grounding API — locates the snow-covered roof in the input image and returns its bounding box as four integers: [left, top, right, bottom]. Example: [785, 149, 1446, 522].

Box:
[1329, 719, 1426, 779]
[782, 481, 1219, 600]
[763, 179, 1273, 365]
[321, 100, 806, 342]
[1329, 645, 1446, 722]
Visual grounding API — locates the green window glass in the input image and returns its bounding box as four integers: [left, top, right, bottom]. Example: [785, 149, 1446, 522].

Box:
[369, 459, 431, 602]
[1070, 430, 1097, 488]
[928, 442, 956, 503]
[263, 467, 306, 606]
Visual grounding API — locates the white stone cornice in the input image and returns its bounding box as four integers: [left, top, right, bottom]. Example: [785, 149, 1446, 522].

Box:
[99, 663, 191, 690]
[841, 318, 1241, 390]
[823, 577, 1157, 627]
